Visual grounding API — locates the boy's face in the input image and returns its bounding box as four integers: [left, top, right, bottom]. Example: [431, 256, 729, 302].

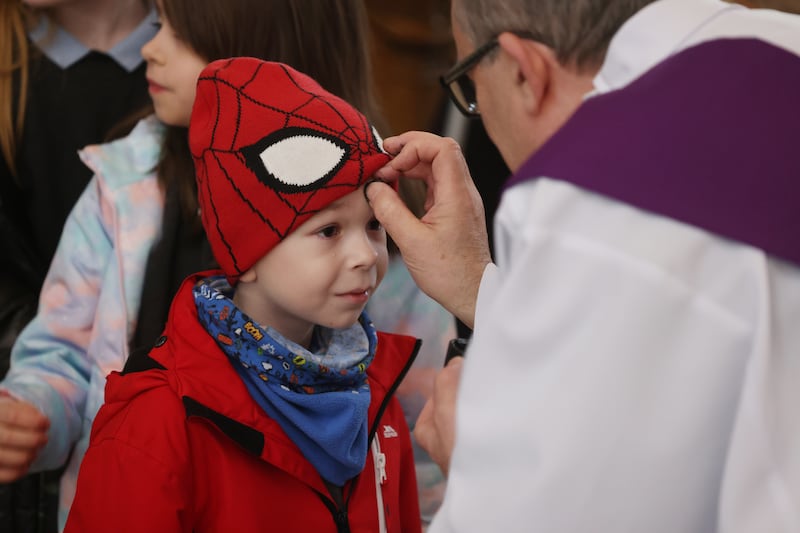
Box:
[237, 186, 388, 346]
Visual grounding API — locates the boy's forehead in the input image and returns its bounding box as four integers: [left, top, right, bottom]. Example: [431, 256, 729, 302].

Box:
[316, 186, 369, 214]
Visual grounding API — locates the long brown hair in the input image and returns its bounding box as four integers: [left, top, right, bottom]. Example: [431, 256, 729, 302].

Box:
[157, 0, 381, 219]
[0, 0, 30, 178]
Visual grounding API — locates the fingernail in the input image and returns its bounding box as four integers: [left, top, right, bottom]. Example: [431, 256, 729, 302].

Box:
[363, 178, 385, 204]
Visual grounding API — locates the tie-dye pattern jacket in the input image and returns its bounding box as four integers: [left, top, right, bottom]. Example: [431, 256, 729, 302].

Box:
[0, 116, 165, 528]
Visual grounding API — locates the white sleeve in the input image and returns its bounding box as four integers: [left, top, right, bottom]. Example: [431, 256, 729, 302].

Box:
[430, 180, 773, 533]
[473, 263, 498, 332]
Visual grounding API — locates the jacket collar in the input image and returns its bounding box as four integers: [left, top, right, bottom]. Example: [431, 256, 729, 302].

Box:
[29, 9, 157, 72]
[149, 271, 420, 488]
[593, 0, 740, 92]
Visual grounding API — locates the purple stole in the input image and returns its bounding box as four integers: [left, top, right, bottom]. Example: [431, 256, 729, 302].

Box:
[506, 39, 800, 267]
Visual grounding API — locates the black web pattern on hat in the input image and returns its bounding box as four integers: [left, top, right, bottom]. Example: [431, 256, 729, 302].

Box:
[195, 60, 386, 275]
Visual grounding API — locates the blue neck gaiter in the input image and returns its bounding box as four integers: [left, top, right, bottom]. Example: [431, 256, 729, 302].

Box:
[193, 276, 376, 485]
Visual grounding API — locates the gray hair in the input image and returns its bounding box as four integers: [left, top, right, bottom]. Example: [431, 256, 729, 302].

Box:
[452, 0, 657, 70]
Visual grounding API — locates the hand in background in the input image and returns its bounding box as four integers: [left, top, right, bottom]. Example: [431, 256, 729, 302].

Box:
[413, 356, 464, 476]
[0, 395, 49, 482]
[368, 131, 492, 329]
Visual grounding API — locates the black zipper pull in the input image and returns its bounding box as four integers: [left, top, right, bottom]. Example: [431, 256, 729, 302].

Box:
[334, 509, 351, 533]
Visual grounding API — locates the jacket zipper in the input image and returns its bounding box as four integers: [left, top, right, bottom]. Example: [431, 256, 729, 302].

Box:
[368, 339, 422, 441]
[316, 338, 422, 531]
[314, 492, 351, 533]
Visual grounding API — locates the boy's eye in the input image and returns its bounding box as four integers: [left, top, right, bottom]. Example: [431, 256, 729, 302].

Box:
[367, 218, 383, 232]
[318, 225, 340, 238]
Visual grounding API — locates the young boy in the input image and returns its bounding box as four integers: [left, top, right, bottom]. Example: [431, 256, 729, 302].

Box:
[65, 58, 422, 533]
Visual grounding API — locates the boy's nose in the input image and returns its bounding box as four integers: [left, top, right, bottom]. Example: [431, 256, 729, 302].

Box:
[349, 232, 380, 269]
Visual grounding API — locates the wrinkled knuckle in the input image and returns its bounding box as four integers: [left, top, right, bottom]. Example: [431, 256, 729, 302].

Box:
[441, 137, 461, 152]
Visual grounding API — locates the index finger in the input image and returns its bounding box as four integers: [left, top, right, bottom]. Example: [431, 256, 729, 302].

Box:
[375, 133, 473, 198]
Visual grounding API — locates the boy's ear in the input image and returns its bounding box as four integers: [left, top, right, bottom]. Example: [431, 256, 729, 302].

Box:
[239, 268, 257, 283]
[497, 32, 551, 117]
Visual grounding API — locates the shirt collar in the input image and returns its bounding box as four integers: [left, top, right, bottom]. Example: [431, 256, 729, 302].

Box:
[593, 0, 743, 93]
[28, 8, 157, 72]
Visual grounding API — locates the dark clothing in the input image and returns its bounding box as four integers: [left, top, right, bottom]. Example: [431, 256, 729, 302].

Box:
[0, 205, 38, 377]
[2, 49, 150, 270]
[0, 37, 150, 533]
[0, 44, 151, 374]
[130, 182, 215, 354]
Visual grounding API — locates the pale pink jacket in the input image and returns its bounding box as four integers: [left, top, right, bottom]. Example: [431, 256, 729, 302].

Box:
[1, 116, 165, 528]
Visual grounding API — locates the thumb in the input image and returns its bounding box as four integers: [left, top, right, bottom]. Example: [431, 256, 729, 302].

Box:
[365, 180, 424, 250]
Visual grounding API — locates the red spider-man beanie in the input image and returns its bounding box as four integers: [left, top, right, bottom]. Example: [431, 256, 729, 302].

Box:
[189, 57, 391, 283]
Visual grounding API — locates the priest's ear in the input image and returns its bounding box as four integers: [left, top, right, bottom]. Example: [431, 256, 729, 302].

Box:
[496, 32, 554, 117]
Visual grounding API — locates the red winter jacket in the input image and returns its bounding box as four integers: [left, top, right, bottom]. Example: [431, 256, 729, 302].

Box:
[65, 273, 422, 533]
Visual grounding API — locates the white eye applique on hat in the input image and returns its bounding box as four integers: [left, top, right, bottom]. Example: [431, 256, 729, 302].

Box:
[241, 127, 348, 193]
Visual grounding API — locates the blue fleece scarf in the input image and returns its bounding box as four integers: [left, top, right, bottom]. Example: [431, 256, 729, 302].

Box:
[193, 276, 376, 485]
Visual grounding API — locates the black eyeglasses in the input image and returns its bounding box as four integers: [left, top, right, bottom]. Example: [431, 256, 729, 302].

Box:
[440, 31, 540, 117]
